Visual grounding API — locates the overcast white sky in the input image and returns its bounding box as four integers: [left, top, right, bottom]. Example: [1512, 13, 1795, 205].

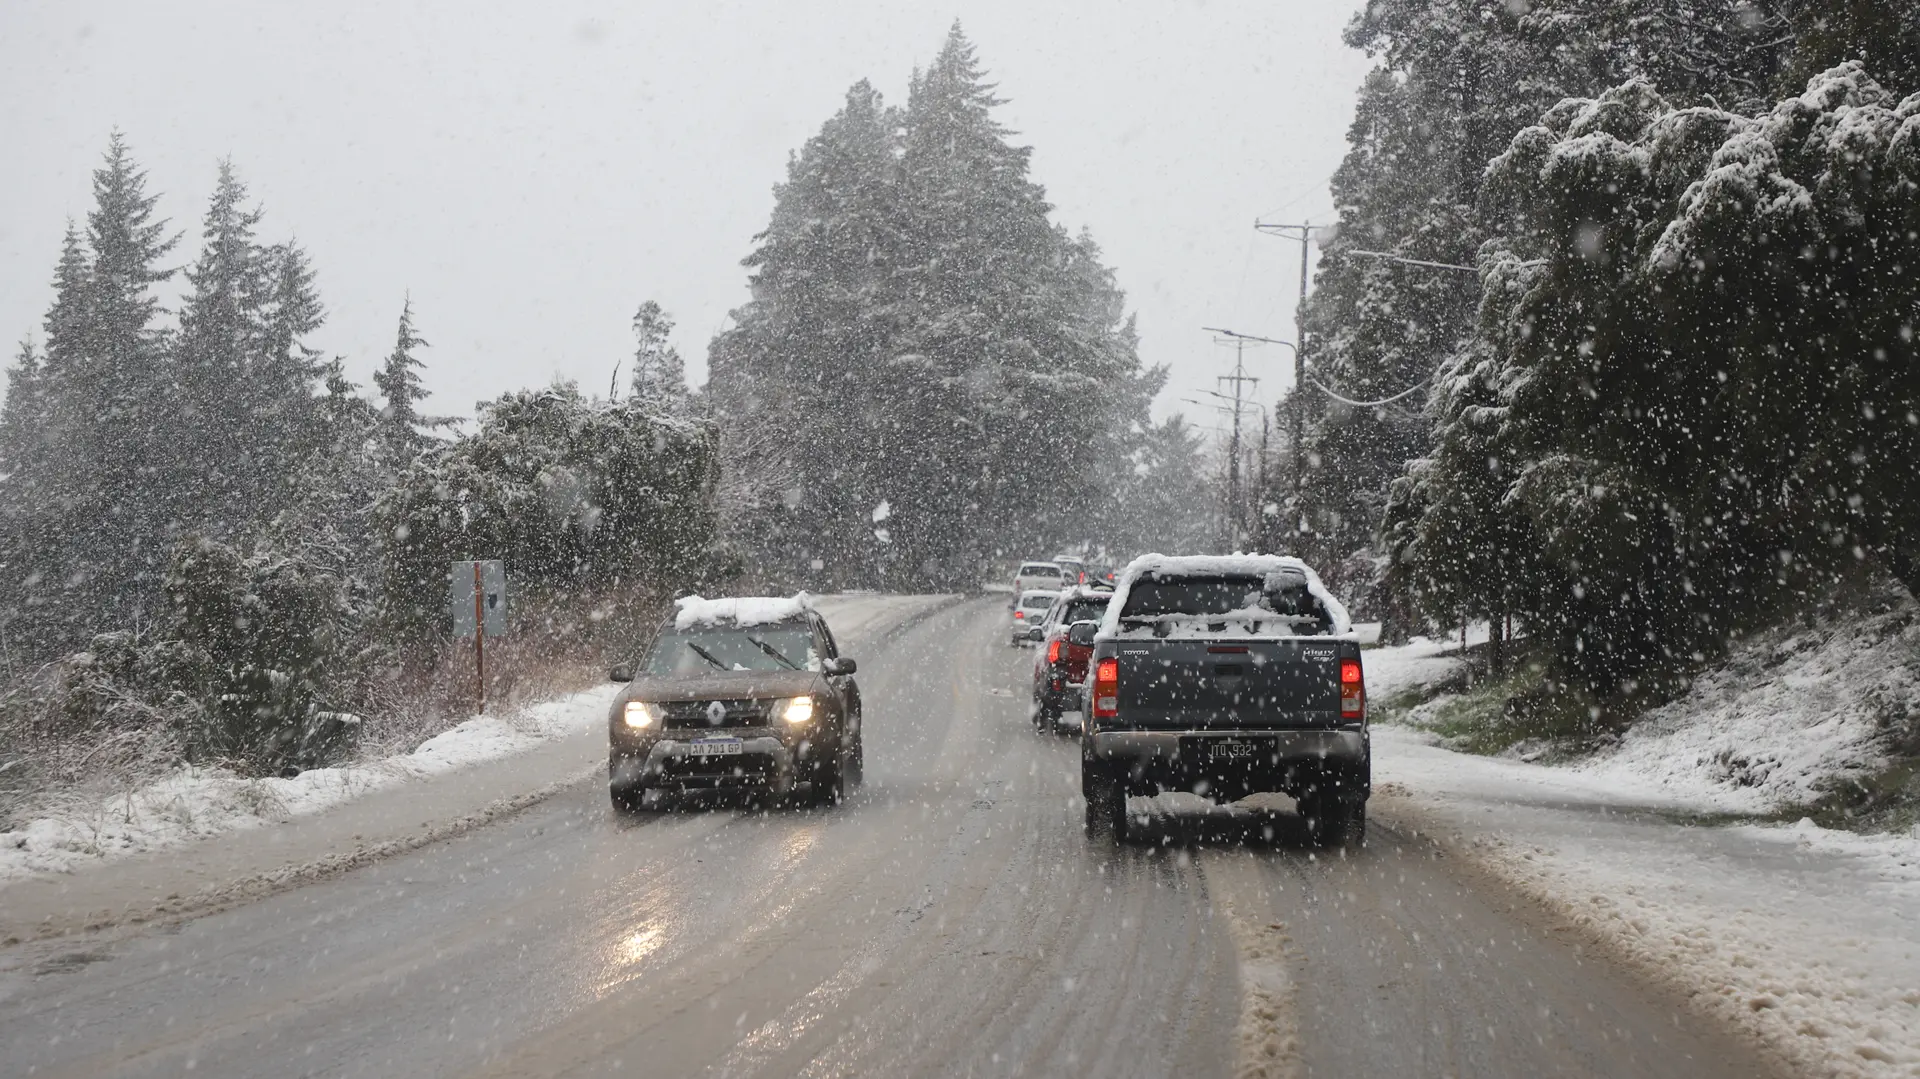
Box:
[0, 1, 1372, 433]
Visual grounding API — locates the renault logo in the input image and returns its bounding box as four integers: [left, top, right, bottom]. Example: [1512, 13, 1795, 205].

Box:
[705, 700, 728, 725]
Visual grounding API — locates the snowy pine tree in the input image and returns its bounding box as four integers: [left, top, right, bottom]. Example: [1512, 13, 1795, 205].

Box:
[174, 159, 270, 536]
[372, 296, 445, 460]
[627, 301, 688, 408]
[710, 27, 1155, 589]
[38, 133, 182, 643]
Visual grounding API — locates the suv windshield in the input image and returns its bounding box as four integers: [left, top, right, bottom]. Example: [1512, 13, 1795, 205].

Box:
[646, 625, 818, 676]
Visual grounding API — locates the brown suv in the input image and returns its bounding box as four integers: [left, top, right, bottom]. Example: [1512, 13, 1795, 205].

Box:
[608, 597, 862, 810]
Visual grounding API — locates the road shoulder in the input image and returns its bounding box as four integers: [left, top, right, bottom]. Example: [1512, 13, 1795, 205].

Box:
[1375, 727, 1917, 1079]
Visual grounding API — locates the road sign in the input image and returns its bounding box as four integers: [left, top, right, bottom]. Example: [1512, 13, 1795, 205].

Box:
[451, 560, 507, 639]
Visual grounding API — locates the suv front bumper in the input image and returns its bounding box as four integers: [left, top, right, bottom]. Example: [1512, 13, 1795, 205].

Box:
[611, 733, 821, 795]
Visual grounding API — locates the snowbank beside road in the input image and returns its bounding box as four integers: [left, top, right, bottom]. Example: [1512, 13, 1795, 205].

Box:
[1365, 627, 1920, 1079]
[0, 684, 617, 884]
[1380, 729, 1920, 1079]
[1573, 606, 1918, 813]
[1362, 632, 1472, 699]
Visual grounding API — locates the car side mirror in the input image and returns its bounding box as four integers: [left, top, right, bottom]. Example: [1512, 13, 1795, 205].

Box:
[609, 665, 633, 683]
[1025, 626, 1044, 641]
[1068, 621, 1097, 646]
[825, 657, 858, 675]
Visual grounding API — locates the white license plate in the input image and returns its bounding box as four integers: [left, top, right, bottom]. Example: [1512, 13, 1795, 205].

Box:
[687, 739, 743, 757]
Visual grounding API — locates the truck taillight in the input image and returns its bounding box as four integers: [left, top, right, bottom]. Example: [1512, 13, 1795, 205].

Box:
[1047, 638, 1061, 664]
[1340, 658, 1365, 719]
[1093, 658, 1119, 718]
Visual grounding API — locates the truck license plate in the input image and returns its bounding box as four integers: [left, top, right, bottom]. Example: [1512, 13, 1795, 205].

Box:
[687, 739, 743, 757]
[1208, 740, 1260, 761]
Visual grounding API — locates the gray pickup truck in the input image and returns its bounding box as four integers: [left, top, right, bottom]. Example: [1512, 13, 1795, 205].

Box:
[1078, 555, 1368, 847]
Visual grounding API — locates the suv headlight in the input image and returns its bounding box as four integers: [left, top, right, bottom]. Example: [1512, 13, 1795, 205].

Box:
[623, 701, 659, 728]
[778, 696, 816, 725]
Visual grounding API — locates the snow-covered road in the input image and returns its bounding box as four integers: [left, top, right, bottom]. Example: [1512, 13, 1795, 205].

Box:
[0, 597, 1791, 1079]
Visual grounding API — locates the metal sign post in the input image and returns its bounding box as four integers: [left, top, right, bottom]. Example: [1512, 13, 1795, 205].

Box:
[451, 560, 508, 714]
[472, 562, 485, 714]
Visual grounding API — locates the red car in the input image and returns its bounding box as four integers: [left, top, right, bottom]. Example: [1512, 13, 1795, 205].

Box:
[1029, 586, 1112, 733]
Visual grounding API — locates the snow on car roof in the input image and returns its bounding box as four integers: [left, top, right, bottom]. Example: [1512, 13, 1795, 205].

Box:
[1099, 553, 1353, 637]
[1019, 590, 1060, 605]
[673, 593, 815, 630]
[1018, 562, 1061, 572]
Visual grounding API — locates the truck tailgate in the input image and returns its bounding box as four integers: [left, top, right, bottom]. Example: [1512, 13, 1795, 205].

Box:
[1114, 639, 1346, 728]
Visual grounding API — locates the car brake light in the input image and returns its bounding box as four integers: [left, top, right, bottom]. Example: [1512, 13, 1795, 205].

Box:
[1340, 658, 1365, 719]
[1093, 657, 1119, 718]
[1047, 638, 1061, 664]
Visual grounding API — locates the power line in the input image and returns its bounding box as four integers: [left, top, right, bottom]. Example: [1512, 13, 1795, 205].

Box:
[1309, 376, 1431, 408]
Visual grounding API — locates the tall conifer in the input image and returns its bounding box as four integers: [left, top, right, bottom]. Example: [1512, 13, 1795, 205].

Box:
[373, 296, 440, 459]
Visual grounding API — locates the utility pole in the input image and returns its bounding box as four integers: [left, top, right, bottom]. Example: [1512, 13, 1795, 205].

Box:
[1254, 219, 1317, 513]
[1204, 327, 1293, 552]
[1213, 336, 1261, 552]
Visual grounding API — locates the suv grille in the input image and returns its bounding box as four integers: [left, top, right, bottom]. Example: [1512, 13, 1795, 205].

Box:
[660, 698, 775, 729]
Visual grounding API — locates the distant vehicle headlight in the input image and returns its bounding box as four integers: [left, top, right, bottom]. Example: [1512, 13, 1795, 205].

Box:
[623, 701, 659, 728]
[778, 696, 816, 725]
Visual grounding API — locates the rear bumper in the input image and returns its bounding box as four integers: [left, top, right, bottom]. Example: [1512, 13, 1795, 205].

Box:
[1037, 679, 1086, 712]
[1087, 728, 1369, 801]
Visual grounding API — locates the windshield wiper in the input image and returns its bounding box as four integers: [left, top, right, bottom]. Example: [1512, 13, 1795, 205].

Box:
[745, 635, 802, 670]
[685, 642, 730, 671]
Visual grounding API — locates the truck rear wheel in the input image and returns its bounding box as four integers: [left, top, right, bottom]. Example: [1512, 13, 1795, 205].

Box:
[1306, 796, 1366, 850]
[1083, 766, 1125, 840]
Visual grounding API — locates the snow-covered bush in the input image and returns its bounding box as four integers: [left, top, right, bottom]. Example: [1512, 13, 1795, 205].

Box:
[165, 537, 368, 774]
[21, 535, 369, 783]
[373, 384, 721, 644]
[1395, 63, 1920, 701]
[54, 631, 204, 738]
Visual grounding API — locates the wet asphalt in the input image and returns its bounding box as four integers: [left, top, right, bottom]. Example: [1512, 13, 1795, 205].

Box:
[0, 597, 1777, 1078]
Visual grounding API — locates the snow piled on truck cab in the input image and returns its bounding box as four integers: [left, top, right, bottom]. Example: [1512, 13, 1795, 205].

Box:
[1097, 554, 1353, 639]
[673, 593, 815, 630]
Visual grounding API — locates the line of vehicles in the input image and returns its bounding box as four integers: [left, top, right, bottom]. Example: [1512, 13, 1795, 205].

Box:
[1014, 553, 1369, 847]
[602, 553, 1370, 849]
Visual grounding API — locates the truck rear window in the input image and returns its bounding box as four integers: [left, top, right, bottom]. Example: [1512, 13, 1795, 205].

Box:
[1120, 575, 1263, 616]
[1059, 598, 1108, 623]
[1119, 573, 1335, 635]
